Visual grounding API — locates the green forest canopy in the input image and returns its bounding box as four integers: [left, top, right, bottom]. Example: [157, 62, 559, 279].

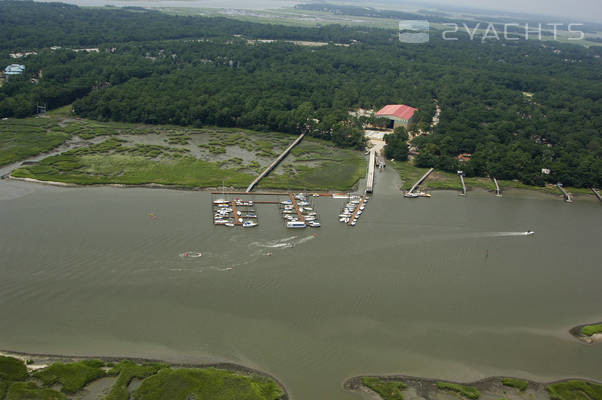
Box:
[0, 1, 600, 187]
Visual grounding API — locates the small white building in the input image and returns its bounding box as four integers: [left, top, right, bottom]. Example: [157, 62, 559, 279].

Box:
[3, 64, 25, 81]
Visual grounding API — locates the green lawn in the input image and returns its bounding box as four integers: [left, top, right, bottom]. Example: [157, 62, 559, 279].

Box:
[132, 367, 284, 400]
[581, 324, 602, 336]
[361, 377, 406, 400]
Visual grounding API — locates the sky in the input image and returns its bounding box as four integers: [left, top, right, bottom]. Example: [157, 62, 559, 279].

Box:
[421, 0, 602, 23]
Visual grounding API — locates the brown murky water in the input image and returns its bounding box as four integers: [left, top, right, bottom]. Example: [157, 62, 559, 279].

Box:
[0, 168, 600, 399]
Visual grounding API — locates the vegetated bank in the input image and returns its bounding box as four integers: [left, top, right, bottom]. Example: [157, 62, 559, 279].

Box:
[5, 110, 366, 191]
[570, 322, 602, 344]
[345, 375, 602, 400]
[391, 160, 597, 199]
[0, 351, 286, 400]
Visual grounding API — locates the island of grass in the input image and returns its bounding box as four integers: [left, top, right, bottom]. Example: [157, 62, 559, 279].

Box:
[345, 375, 602, 400]
[570, 322, 602, 344]
[6, 110, 365, 191]
[0, 352, 286, 400]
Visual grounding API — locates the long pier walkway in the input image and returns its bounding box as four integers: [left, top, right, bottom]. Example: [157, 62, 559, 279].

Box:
[557, 184, 573, 202]
[288, 193, 305, 223]
[347, 193, 367, 226]
[366, 149, 376, 193]
[246, 133, 305, 192]
[408, 168, 434, 194]
[592, 188, 601, 201]
[459, 174, 466, 195]
[493, 177, 502, 197]
[231, 201, 243, 225]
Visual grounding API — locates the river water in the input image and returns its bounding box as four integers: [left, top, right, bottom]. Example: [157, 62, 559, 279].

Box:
[0, 168, 600, 399]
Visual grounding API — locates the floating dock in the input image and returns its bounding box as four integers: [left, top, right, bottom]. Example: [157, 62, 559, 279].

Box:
[493, 177, 502, 197]
[288, 193, 306, 224]
[557, 184, 573, 203]
[592, 188, 601, 201]
[347, 193, 367, 226]
[366, 149, 376, 193]
[245, 133, 305, 193]
[408, 168, 434, 194]
[230, 201, 243, 226]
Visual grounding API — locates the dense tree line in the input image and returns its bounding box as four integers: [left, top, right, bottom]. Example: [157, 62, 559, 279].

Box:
[0, 1, 600, 186]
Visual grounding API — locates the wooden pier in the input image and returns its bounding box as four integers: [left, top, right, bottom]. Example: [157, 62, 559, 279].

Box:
[366, 149, 376, 193]
[245, 133, 305, 192]
[230, 201, 243, 225]
[592, 188, 601, 201]
[408, 168, 434, 194]
[288, 193, 305, 223]
[347, 193, 367, 226]
[459, 174, 466, 195]
[493, 177, 502, 197]
[557, 184, 573, 203]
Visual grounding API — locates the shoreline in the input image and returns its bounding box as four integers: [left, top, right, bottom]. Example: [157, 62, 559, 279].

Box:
[344, 374, 602, 399]
[0, 349, 289, 399]
[5, 175, 600, 202]
[569, 322, 602, 344]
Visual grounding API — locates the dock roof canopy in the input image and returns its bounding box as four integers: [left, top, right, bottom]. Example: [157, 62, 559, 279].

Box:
[375, 104, 418, 120]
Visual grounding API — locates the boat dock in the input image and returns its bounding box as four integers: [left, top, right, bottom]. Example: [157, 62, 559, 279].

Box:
[366, 149, 376, 193]
[230, 201, 243, 226]
[245, 133, 305, 192]
[493, 177, 502, 197]
[557, 184, 573, 202]
[408, 168, 434, 194]
[592, 188, 601, 201]
[288, 193, 305, 223]
[459, 173, 466, 195]
[347, 193, 367, 226]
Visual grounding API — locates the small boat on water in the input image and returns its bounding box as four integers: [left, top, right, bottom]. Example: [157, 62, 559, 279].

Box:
[404, 192, 419, 198]
[525, 230, 535, 235]
[243, 221, 258, 228]
[287, 221, 307, 229]
[308, 221, 321, 227]
[225, 223, 235, 227]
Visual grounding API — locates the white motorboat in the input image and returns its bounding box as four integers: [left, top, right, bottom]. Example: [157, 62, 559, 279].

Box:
[287, 221, 307, 228]
[243, 221, 258, 228]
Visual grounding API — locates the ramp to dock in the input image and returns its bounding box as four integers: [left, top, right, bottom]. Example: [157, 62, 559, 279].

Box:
[493, 177, 502, 196]
[592, 188, 601, 201]
[557, 184, 573, 202]
[459, 174, 466, 195]
[246, 133, 305, 193]
[366, 149, 376, 193]
[408, 168, 434, 194]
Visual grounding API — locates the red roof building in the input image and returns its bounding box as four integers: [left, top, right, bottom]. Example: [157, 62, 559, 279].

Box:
[375, 104, 418, 128]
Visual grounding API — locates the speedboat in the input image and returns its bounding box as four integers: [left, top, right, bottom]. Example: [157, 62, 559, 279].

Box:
[308, 221, 321, 227]
[404, 192, 419, 198]
[243, 221, 258, 228]
[525, 230, 535, 235]
[225, 223, 235, 227]
[287, 221, 306, 229]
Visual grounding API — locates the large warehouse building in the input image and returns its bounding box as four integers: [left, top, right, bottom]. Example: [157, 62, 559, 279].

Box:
[375, 104, 418, 128]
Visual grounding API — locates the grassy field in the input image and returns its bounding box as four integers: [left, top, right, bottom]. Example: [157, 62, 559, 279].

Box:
[7, 110, 366, 191]
[392, 160, 593, 196]
[0, 355, 286, 400]
[581, 324, 602, 336]
[0, 117, 70, 166]
[259, 140, 366, 191]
